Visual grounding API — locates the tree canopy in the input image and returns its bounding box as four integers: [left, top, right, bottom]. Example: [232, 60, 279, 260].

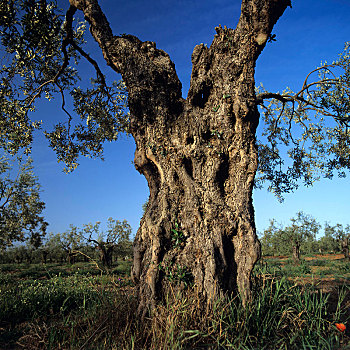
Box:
[256, 44, 350, 199]
[0, 0, 129, 172]
[259, 213, 350, 259]
[0, 153, 47, 248]
[83, 217, 132, 267]
[0, 0, 349, 195]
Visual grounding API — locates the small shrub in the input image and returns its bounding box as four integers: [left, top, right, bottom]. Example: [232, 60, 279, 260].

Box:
[338, 262, 350, 273]
[308, 259, 329, 267]
[282, 261, 312, 277]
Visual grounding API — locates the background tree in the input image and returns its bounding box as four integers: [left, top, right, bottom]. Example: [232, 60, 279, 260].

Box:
[58, 225, 83, 264]
[323, 223, 350, 259]
[259, 219, 286, 256]
[83, 217, 132, 268]
[322, 223, 342, 254]
[318, 229, 337, 254]
[260, 213, 322, 259]
[0, 153, 47, 249]
[41, 232, 66, 263]
[1, 0, 350, 312]
[114, 238, 133, 261]
[280, 212, 320, 263]
[341, 225, 350, 260]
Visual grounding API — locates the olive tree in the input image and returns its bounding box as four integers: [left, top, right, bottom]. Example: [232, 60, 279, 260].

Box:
[41, 232, 66, 263]
[324, 223, 350, 259]
[1, 0, 350, 312]
[83, 217, 132, 268]
[58, 224, 83, 264]
[282, 212, 320, 263]
[259, 219, 285, 256]
[0, 154, 47, 249]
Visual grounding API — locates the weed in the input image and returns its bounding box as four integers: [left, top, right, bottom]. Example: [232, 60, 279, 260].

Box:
[281, 261, 312, 277]
[158, 260, 193, 288]
[171, 221, 185, 248]
[338, 262, 350, 273]
[308, 259, 329, 267]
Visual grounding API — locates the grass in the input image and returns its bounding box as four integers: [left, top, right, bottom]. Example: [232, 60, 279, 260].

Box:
[0, 257, 350, 349]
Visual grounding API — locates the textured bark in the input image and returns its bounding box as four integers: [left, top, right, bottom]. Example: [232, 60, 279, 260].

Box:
[70, 0, 291, 312]
[292, 243, 301, 264]
[99, 245, 113, 267]
[88, 237, 114, 268]
[342, 238, 349, 260]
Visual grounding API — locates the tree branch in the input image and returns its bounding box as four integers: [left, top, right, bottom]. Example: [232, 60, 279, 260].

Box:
[24, 5, 76, 109]
[238, 0, 292, 51]
[0, 188, 13, 210]
[68, 0, 183, 122]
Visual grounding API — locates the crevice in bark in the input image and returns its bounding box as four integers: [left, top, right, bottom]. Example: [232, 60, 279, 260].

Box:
[202, 130, 212, 142]
[141, 160, 161, 202]
[215, 154, 230, 196]
[182, 157, 193, 179]
[186, 135, 194, 145]
[190, 82, 212, 108]
[173, 171, 179, 183]
[222, 234, 237, 291]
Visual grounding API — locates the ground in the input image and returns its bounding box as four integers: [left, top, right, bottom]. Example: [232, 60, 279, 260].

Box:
[1, 254, 350, 349]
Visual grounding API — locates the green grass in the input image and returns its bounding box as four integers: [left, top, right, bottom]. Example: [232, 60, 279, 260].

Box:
[307, 259, 330, 266]
[259, 255, 350, 281]
[0, 259, 350, 349]
[0, 260, 132, 281]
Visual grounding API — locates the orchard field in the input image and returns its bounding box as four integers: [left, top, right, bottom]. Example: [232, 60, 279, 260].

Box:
[1, 252, 350, 349]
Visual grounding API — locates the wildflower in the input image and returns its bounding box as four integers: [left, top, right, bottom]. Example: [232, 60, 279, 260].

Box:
[335, 323, 346, 332]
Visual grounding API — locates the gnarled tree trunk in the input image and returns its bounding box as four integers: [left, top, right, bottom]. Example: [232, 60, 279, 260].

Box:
[70, 0, 291, 313]
[292, 242, 301, 264]
[342, 238, 349, 260]
[99, 245, 114, 268]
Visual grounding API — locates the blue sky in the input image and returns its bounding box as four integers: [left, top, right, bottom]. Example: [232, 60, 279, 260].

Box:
[28, 0, 350, 238]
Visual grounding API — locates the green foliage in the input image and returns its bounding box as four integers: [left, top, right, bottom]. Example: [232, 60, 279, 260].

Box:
[0, 0, 129, 172]
[0, 217, 133, 265]
[282, 260, 312, 277]
[337, 262, 350, 274]
[260, 211, 322, 258]
[171, 221, 185, 248]
[159, 259, 193, 287]
[259, 218, 287, 256]
[286, 211, 321, 248]
[323, 222, 350, 253]
[0, 261, 349, 349]
[83, 217, 132, 267]
[60, 225, 83, 251]
[259, 217, 350, 259]
[0, 273, 104, 323]
[0, 153, 47, 248]
[307, 259, 329, 267]
[83, 217, 131, 247]
[256, 42, 350, 200]
[0, 260, 132, 281]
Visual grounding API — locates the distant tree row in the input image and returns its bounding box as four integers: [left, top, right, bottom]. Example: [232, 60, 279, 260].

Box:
[259, 211, 350, 262]
[0, 217, 133, 268]
[0, 152, 133, 267]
